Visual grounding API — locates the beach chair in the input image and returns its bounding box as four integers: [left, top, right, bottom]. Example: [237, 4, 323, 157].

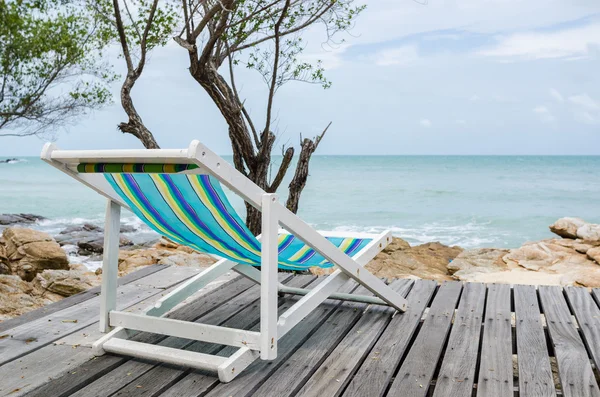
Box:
[41, 139, 408, 382]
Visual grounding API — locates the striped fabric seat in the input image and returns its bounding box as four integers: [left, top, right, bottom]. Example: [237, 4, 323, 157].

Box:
[104, 172, 371, 270]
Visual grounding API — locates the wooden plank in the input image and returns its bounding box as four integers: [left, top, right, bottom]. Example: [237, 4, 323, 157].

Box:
[290, 280, 414, 397]
[539, 285, 600, 397]
[68, 274, 307, 397]
[0, 264, 168, 333]
[0, 266, 220, 397]
[514, 284, 556, 397]
[432, 282, 486, 397]
[476, 283, 513, 397]
[342, 279, 437, 397]
[0, 266, 201, 366]
[162, 279, 360, 397]
[565, 286, 600, 381]
[387, 281, 463, 397]
[207, 280, 366, 397]
[17, 275, 257, 397]
[113, 275, 321, 397]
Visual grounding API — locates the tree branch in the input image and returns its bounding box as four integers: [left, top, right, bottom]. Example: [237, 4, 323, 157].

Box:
[112, 0, 134, 73]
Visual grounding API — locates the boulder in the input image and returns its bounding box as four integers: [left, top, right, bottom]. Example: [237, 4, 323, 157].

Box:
[0, 213, 46, 226]
[76, 235, 132, 254]
[117, 244, 215, 275]
[587, 247, 600, 264]
[549, 217, 586, 239]
[59, 223, 102, 235]
[2, 228, 69, 281]
[577, 224, 600, 243]
[447, 248, 509, 279]
[33, 269, 100, 297]
[502, 240, 600, 287]
[0, 275, 62, 320]
[318, 237, 463, 281]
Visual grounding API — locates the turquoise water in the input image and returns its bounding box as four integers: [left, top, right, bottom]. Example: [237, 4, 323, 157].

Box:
[1, 156, 598, 249]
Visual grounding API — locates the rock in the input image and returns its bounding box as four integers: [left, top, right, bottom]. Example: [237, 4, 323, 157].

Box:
[0, 275, 62, 320]
[329, 237, 463, 282]
[33, 269, 100, 297]
[448, 248, 509, 278]
[76, 235, 132, 254]
[550, 217, 586, 239]
[502, 240, 600, 287]
[587, 247, 600, 264]
[117, 245, 215, 275]
[59, 223, 102, 235]
[0, 213, 46, 226]
[577, 224, 600, 243]
[551, 238, 600, 254]
[119, 224, 137, 233]
[2, 228, 69, 281]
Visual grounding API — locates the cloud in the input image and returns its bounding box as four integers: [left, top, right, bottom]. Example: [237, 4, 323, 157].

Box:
[549, 88, 564, 103]
[533, 105, 556, 123]
[477, 22, 600, 60]
[456, 119, 467, 125]
[469, 94, 480, 102]
[374, 46, 419, 66]
[420, 119, 432, 128]
[568, 93, 600, 124]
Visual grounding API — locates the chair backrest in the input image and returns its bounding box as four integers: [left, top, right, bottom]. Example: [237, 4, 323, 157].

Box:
[78, 163, 371, 270]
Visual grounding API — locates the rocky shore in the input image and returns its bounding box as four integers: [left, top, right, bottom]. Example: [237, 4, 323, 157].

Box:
[0, 216, 216, 320]
[2, 214, 600, 322]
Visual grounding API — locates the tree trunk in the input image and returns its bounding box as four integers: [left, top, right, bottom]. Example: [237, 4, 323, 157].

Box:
[189, 64, 321, 235]
[286, 138, 318, 214]
[118, 74, 160, 149]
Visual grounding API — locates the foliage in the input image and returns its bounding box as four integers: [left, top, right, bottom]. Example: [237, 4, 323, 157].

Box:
[0, 0, 116, 138]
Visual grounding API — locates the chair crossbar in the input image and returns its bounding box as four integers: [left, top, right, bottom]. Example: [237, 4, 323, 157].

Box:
[278, 285, 388, 305]
[103, 338, 227, 371]
[109, 311, 261, 350]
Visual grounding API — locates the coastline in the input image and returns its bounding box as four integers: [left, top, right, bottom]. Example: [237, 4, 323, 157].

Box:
[2, 213, 600, 322]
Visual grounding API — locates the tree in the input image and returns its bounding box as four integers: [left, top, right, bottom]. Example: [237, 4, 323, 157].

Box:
[0, 0, 114, 138]
[97, 0, 364, 234]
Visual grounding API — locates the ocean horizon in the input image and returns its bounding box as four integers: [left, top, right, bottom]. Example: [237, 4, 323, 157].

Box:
[1, 154, 599, 253]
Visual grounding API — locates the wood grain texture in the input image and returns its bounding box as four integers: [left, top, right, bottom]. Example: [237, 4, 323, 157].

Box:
[476, 283, 513, 397]
[0, 264, 168, 333]
[262, 280, 414, 397]
[387, 281, 463, 397]
[0, 266, 200, 366]
[201, 279, 361, 397]
[342, 279, 438, 397]
[432, 282, 486, 397]
[513, 284, 556, 397]
[70, 274, 303, 397]
[0, 266, 224, 397]
[565, 286, 600, 379]
[25, 275, 257, 397]
[539, 285, 600, 397]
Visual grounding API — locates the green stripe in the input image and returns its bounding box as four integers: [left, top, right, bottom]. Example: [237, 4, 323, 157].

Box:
[77, 163, 199, 173]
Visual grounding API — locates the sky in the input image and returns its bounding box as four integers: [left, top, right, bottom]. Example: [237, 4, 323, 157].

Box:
[2, 0, 600, 156]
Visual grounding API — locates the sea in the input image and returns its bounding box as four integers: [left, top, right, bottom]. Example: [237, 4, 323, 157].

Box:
[1, 156, 599, 254]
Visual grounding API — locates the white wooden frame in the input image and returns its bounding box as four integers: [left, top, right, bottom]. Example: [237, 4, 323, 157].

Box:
[41, 140, 408, 383]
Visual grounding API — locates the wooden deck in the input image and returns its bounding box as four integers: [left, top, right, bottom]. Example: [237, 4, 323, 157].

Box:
[2, 267, 600, 397]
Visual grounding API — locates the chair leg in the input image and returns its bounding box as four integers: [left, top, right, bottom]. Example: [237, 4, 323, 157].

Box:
[260, 193, 279, 360]
[99, 200, 120, 333]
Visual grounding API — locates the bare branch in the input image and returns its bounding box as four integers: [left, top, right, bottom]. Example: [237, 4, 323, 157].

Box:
[112, 0, 134, 72]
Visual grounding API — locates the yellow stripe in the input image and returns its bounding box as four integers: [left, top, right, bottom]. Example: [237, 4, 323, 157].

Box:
[151, 175, 248, 262]
[111, 175, 194, 248]
[123, 164, 134, 173]
[187, 176, 260, 256]
[288, 244, 312, 262]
